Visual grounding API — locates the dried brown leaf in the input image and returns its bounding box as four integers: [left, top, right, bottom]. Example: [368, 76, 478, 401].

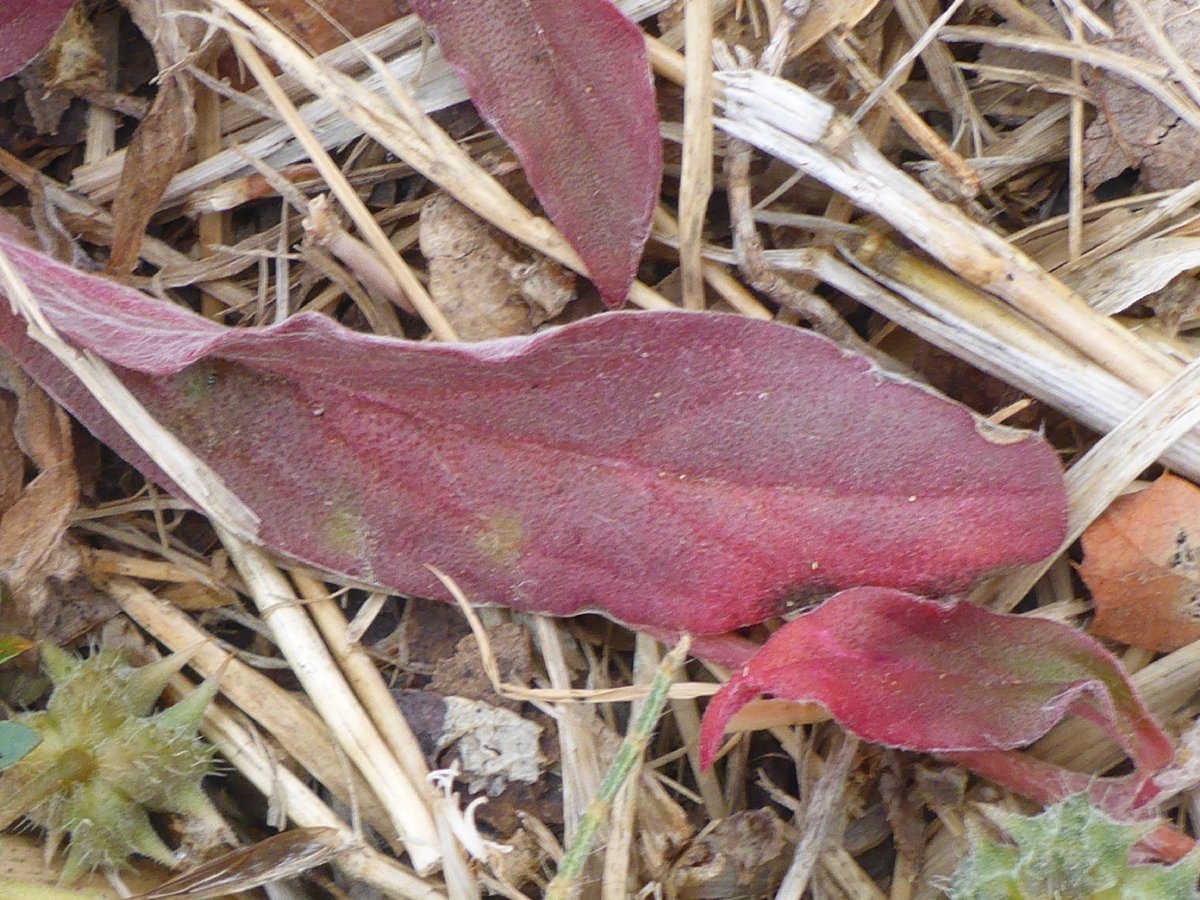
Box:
[1084, 0, 1200, 191]
[1080, 472, 1200, 651]
[107, 78, 190, 273]
[37, 4, 105, 96]
[245, 0, 404, 55]
[0, 393, 22, 514]
[0, 357, 79, 620]
[419, 194, 576, 340]
[430, 622, 533, 710]
[668, 809, 792, 899]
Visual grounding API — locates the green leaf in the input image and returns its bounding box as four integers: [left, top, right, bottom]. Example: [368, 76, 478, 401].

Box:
[0, 721, 40, 772]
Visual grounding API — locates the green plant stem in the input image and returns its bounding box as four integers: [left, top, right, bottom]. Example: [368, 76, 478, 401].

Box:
[544, 636, 690, 900]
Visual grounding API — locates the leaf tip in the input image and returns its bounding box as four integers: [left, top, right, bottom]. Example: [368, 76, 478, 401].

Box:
[698, 676, 755, 769]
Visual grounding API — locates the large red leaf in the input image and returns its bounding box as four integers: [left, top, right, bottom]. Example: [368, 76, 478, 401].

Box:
[698, 588, 1173, 774]
[409, 0, 661, 306]
[0, 224, 1066, 640]
[0, 0, 74, 80]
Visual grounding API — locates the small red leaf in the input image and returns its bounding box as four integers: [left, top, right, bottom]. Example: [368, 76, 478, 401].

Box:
[409, 0, 661, 306]
[0, 0, 75, 80]
[0, 219, 1067, 644]
[699, 588, 1173, 771]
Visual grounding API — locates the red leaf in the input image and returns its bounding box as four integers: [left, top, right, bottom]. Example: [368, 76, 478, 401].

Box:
[0, 0, 75, 80]
[0, 222, 1066, 641]
[409, 0, 661, 306]
[944, 749, 1166, 820]
[698, 588, 1173, 772]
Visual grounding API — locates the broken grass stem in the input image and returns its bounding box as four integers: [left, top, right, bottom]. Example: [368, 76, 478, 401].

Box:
[830, 239, 1200, 482]
[215, 525, 442, 875]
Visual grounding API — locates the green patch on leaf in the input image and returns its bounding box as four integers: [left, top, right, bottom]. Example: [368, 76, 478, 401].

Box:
[473, 511, 526, 568]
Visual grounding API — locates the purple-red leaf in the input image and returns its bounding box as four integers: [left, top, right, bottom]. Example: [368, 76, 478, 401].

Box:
[0, 0, 74, 80]
[409, 0, 661, 306]
[0, 222, 1066, 642]
[699, 588, 1173, 773]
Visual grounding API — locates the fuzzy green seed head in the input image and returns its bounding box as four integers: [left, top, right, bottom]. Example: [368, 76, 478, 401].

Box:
[0, 644, 219, 883]
[951, 795, 1200, 900]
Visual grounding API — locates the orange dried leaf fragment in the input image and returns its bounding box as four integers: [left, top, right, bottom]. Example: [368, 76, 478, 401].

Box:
[1081, 472, 1200, 652]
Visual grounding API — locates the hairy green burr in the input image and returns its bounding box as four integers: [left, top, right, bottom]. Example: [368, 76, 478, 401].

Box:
[951, 795, 1200, 900]
[0, 644, 219, 883]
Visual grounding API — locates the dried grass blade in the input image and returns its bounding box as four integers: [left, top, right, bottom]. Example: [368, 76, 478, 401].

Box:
[197, 689, 446, 899]
[678, 0, 714, 309]
[216, 525, 442, 875]
[106, 577, 400, 839]
[225, 30, 457, 341]
[714, 68, 1178, 394]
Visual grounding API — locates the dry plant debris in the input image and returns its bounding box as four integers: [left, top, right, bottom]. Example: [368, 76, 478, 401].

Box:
[1081, 472, 1200, 652]
[0, 0, 1200, 898]
[1082, 0, 1200, 192]
[418, 192, 577, 340]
